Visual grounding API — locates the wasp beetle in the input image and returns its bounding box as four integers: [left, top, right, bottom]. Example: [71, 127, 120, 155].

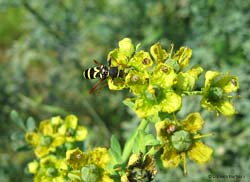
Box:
[83, 60, 124, 93]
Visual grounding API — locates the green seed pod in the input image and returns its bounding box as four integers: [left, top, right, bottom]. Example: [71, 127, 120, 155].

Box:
[208, 87, 224, 101]
[171, 130, 192, 152]
[66, 128, 76, 137]
[81, 164, 101, 182]
[47, 167, 57, 177]
[40, 135, 52, 146]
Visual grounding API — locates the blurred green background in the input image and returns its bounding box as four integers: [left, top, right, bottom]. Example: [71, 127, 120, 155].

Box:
[0, 0, 249, 182]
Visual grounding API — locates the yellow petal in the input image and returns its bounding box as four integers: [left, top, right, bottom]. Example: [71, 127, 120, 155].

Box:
[75, 126, 88, 141]
[134, 98, 160, 118]
[27, 160, 39, 174]
[215, 101, 236, 116]
[25, 132, 40, 146]
[102, 175, 114, 182]
[176, 72, 195, 91]
[51, 116, 63, 125]
[107, 78, 126, 90]
[151, 63, 177, 89]
[161, 147, 181, 168]
[181, 113, 204, 133]
[160, 92, 182, 113]
[173, 47, 192, 70]
[51, 135, 65, 147]
[118, 38, 134, 58]
[39, 120, 54, 135]
[187, 141, 213, 164]
[89, 147, 110, 168]
[150, 43, 167, 63]
[216, 75, 239, 93]
[187, 66, 203, 79]
[204, 71, 220, 90]
[35, 146, 49, 158]
[65, 115, 78, 129]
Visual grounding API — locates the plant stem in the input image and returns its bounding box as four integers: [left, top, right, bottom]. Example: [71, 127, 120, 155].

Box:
[182, 90, 203, 96]
[122, 119, 149, 161]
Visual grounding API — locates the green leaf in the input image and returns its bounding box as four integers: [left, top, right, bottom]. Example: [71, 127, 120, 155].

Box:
[123, 99, 135, 110]
[10, 131, 24, 141]
[122, 129, 138, 161]
[144, 134, 160, 146]
[26, 117, 36, 132]
[133, 131, 160, 155]
[110, 135, 122, 156]
[109, 148, 123, 165]
[15, 144, 31, 152]
[109, 135, 123, 164]
[133, 130, 145, 154]
[10, 110, 26, 130]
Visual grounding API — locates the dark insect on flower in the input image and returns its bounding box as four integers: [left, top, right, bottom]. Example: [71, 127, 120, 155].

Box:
[83, 59, 124, 94]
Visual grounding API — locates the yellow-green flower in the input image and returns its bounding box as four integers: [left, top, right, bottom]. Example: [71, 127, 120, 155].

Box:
[201, 71, 239, 116]
[66, 148, 87, 170]
[30, 155, 68, 182]
[107, 38, 134, 67]
[125, 70, 149, 95]
[131, 88, 181, 118]
[133, 96, 159, 118]
[150, 42, 167, 63]
[175, 66, 203, 91]
[150, 63, 177, 89]
[172, 47, 192, 71]
[155, 113, 213, 174]
[160, 91, 182, 113]
[128, 51, 153, 72]
[25, 119, 65, 158]
[58, 115, 88, 142]
[66, 147, 113, 182]
[107, 77, 126, 91]
[25, 115, 88, 158]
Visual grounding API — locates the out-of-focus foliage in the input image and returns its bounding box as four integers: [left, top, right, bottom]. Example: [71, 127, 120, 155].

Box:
[0, 0, 249, 181]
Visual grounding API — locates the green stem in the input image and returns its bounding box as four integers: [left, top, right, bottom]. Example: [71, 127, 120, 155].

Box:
[182, 90, 203, 96]
[122, 119, 149, 161]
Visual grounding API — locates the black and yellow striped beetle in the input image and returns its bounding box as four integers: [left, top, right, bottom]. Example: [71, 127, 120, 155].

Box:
[83, 60, 124, 93]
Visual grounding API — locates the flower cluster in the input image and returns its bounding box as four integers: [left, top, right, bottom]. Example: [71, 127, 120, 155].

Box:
[107, 38, 239, 117]
[26, 115, 88, 158]
[66, 147, 113, 182]
[155, 112, 213, 174]
[105, 38, 239, 174]
[26, 115, 113, 182]
[24, 38, 239, 181]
